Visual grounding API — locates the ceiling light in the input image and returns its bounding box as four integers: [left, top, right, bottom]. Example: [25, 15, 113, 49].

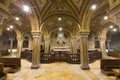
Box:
[23, 5, 30, 12]
[15, 17, 20, 21]
[103, 16, 108, 20]
[58, 17, 61, 21]
[110, 25, 113, 29]
[91, 4, 97, 10]
[7, 28, 10, 31]
[59, 27, 62, 31]
[113, 28, 117, 32]
[10, 25, 13, 29]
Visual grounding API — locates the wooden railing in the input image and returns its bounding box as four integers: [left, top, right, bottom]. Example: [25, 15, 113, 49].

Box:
[40, 53, 80, 64]
[21, 50, 102, 64]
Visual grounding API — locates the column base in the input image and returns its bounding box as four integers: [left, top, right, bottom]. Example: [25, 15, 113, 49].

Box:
[81, 65, 90, 70]
[31, 64, 40, 69]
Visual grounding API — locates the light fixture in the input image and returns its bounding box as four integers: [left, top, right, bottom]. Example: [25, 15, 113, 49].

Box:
[110, 25, 113, 29]
[15, 17, 20, 21]
[103, 16, 108, 20]
[10, 25, 13, 29]
[113, 28, 117, 32]
[22, 5, 30, 12]
[91, 4, 97, 10]
[7, 28, 10, 31]
[59, 27, 62, 31]
[58, 17, 61, 21]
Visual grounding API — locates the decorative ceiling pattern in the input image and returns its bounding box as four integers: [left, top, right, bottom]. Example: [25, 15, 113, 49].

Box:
[0, 0, 119, 39]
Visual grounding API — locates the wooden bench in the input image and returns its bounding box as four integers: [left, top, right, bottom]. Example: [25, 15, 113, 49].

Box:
[113, 69, 120, 80]
[0, 63, 7, 80]
[0, 57, 21, 73]
[100, 58, 120, 76]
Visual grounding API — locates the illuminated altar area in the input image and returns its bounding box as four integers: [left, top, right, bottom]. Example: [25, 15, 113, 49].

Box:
[50, 33, 71, 53]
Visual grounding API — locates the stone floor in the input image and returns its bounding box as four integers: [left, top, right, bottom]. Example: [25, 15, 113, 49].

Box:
[7, 59, 116, 80]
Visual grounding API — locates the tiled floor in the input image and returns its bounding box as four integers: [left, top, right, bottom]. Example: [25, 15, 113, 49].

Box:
[7, 59, 116, 80]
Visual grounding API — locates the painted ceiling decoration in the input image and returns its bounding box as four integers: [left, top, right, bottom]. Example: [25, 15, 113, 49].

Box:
[0, 0, 119, 39]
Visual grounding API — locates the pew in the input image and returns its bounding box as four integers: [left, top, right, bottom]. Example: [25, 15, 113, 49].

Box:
[113, 69, 120, 80]
[0, 50, 10, 56]
[0, 63, 7, 80]
[100, 58, 120, 76]
[0, 57, 21, 73]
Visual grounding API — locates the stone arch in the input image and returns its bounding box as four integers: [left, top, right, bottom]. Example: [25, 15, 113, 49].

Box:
[49, 28, 72, 38]
[40, 12, 81, 32]
[29, 14, 40, 32]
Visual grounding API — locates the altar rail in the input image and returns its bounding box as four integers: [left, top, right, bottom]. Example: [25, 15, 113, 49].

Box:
[40, 54, 80, 64]
[21, 50, 102, 64]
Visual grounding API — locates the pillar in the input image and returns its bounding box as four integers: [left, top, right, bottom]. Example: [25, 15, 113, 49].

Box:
[17, 37, 23, 57]
[88, 35, 95, 50]
[44, 38, 50, 54]
[99, 37, 107, 58]
[107, 39, 111, 52]
[79, 32, 90, 70]
[10, 39, 14, 55]
[31, 32, 41, 69]
[28, 38, 33, 50]
[71, 37, 77, 54]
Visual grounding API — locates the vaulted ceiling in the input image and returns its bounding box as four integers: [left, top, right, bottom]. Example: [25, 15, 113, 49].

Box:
[0, 0, 120, 39]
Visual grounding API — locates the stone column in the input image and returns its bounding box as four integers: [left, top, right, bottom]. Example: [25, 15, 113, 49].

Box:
[44, 38, 50, 54]
[88, 35, 95, 50]
[31, 32, 41, 69]
[107, 39, 111, 52]
[99, 37, 107, 58]
[10, 39, 14, 55]
[79, 32, 90, 70]
[17, 37, 23, 57]
[28, 38, 33, 50]
[71, 37, 77, 54]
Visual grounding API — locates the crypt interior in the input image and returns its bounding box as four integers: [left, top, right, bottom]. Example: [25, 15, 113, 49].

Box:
[0, 0, 120, 80]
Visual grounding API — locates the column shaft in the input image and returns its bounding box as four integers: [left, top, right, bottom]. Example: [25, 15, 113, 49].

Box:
[10, 39, 13, 55]
[71, 38, 77, 54]
[17, 38, 23, 57]
[88, 35, 95, 50]
[100, 38, 107, 58]
[31, 33, 41, 69]
[28, 39, 33, 50]
[44, 38, 50, 54]
[80, 33, 90, 70]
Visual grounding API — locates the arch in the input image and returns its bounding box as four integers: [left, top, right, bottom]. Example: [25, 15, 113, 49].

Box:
[0, 26, 22, 39]
[99, 22, 119, 38]
[29, 14, 40, 32]
[40, 12, 81, 32]
[49, 28, 72, 38]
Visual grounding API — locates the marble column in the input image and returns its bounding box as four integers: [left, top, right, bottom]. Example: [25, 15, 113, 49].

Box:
[28, 38, 33, 50]
[107, 39, 111, 52]
[31, 32, 41, 69]
[88, 35, 95, 50]
[10, 39, 14, 56]
[99, 37, 107, 58]
[71, 37, 77, 54]
[79, 32, 90, 70]
[17, 37, 23, 57]
[44, 38, 50, 54]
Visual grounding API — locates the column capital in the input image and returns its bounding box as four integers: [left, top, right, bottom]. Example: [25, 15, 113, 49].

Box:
[99, 37, 106, 42]
[79, 32, 89, 39]
[71, 36, 77, 39]
[17, 37, 24, 42]
[32, 32, 42, 38]
[0, 32, 2, 36]
[79, 32, 89, 35]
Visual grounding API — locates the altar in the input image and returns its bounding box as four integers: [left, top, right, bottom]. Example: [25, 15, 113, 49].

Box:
[54, 47, 70, 52]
